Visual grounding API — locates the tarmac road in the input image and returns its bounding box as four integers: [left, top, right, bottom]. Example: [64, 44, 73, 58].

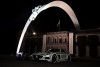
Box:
[0, 55, 100, 67]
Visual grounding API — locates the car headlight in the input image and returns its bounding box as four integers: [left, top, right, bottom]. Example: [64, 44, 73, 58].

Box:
[45, 55, 50, 57]
[46, 55, 50, 57]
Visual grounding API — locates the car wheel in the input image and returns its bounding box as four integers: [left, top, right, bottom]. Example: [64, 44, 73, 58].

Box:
[52, 55, 57, 63]
[67, 55, 71, 62]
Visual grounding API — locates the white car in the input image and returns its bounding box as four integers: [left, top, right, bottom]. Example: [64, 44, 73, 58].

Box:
[30, 49, 71, 63]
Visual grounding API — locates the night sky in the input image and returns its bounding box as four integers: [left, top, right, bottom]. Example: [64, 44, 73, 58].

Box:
[0, 0, 99, 54]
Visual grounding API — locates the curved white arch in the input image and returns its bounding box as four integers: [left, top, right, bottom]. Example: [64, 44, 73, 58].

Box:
[16, 1, 80, 54]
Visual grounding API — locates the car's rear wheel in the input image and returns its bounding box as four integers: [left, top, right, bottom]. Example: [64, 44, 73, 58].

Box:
[52, 55, 57, 63]
[67, 55, 71, 62]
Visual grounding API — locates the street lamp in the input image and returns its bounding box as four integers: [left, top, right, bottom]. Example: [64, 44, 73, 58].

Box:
[33, 32, 36, 35]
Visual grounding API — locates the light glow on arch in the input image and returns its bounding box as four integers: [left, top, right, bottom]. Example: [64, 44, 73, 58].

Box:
[16, 1, 80, 54]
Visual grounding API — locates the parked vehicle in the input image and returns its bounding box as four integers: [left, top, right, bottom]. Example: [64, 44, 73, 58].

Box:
[30, 49, 71, 63]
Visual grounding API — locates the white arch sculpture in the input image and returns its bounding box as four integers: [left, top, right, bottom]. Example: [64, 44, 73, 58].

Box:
[16, 1, 80, 54]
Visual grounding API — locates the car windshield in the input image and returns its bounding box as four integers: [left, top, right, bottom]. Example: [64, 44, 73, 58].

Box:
[47, 49, 60, 52]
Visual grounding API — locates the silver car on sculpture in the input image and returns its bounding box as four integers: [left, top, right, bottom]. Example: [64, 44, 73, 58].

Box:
[30, 49, 71, 63]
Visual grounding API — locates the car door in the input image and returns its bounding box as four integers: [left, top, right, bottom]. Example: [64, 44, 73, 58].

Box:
[60, 49, 68, 61]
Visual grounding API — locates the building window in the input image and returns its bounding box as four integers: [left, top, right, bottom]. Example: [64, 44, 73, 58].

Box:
[51, 36, 53, 43]
[59, 36, 62, 43]
[54, 36, 57, 43]
[47, 37, 49, 44]
[63, 37, 67, 43]
[47, 37, 53, 44]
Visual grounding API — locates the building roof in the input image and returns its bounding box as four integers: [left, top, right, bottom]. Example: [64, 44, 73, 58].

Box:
[46, 31, 69, 35]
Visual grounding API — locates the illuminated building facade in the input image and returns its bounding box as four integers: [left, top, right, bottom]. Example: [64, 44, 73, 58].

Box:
[42, 30, 100, 57]
[42, 31, 74, 54]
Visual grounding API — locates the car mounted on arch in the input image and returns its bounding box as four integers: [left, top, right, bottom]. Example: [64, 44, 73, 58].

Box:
[30, 49, 71, 63]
